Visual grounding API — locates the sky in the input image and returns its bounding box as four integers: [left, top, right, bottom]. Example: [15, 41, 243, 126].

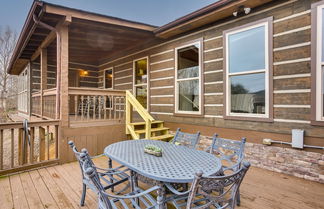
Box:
[0, 0, 217, 34]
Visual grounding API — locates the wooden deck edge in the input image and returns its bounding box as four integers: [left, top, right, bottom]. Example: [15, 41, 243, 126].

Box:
[0, 159, 60, 177]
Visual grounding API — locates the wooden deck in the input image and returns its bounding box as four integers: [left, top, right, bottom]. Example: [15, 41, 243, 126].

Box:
[1, 156, 323, 209]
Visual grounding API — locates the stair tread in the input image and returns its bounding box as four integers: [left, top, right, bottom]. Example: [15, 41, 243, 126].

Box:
[150, 134, 174, 141]
[135, 127, 169, 134]
[131, 120, 164, 126]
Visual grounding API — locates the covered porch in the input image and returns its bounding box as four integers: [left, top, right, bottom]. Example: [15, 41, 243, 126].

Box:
[10, 1, 157, 127]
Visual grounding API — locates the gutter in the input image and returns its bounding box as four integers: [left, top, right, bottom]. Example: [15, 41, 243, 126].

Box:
[154, 0, 235, 34]
[32, 14, 61, 120]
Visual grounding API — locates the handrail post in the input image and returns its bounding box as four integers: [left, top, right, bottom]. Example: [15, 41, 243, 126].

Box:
[125, 93, 132, 134]
[145, 120, 151, 139]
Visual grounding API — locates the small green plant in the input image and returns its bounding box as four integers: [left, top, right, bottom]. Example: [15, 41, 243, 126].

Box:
[144, 144, 162, 152]
[144, 144, 163, 156]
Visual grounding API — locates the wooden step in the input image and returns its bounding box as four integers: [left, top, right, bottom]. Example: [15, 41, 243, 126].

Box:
[150, 134, 174, 141]
[135, 127, 169, 134]
[130, 120, 164, 126]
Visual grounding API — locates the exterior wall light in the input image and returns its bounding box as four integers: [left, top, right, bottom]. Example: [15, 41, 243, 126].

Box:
[233, 6, 251, 17]
[79, 69, 89, 77]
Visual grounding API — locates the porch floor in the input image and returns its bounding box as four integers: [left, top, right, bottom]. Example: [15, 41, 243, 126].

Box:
[1, 156, 323, 209]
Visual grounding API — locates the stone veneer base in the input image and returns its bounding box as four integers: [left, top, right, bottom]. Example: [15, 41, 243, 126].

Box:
[171, 131, 324, 184]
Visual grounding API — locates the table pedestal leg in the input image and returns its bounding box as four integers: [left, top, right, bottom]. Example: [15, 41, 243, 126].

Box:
[156, 183, 166, 209]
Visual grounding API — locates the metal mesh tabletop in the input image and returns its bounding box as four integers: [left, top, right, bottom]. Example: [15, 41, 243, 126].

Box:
[104, 140, 221, 183]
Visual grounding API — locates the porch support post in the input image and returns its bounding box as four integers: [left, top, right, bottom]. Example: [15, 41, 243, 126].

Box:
[57, 22, 70, 163]
[58, 25, 69, 127]
[40, 48, 47, 118]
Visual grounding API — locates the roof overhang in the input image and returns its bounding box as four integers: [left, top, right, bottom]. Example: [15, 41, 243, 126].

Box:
[7, 1, 157, 75]
[154, 0, 274, 39]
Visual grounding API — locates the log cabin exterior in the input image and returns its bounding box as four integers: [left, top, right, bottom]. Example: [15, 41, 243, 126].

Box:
[4, 0, 324, 183]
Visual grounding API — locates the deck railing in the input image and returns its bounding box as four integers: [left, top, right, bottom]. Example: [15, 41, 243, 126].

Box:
[68, 87, 126, 123]
[32, 88, 57, 119]
[0, 120, 60, 176]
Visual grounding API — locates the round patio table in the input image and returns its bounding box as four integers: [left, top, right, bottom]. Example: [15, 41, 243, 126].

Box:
[104, 139, 222, 183]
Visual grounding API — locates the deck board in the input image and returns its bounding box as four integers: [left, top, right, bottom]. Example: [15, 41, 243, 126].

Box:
[29, 170, 60, 209]
[10, 174, 30, 209]
[1, 156, 324, 209]
[0, 177, 14, 209]
[20, 172, 45, 209]
[37, 168, 75, 209]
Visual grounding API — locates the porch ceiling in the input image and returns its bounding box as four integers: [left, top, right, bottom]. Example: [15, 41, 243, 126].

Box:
[44, 18, 157, 66]
[66, 18, 156, 65]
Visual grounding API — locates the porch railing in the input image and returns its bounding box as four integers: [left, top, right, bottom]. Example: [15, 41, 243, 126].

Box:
[0, 120, 60, 176]
[32, 88, 57, 119]
[68, 87, 126, 123]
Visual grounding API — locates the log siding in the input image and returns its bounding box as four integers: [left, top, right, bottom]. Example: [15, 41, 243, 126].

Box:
[96, 0, 324, 147]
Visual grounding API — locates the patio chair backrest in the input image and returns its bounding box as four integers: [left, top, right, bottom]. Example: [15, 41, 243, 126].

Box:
[208, 134, 246, 172]
[80, 153, 114, 209]
[171, 128, 200, 149]
[186, 161, 250, 209]
[82, 153, 160, 209]
[68, 141, 96, 179]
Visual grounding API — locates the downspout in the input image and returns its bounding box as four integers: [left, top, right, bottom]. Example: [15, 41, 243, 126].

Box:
[32, 14, 61, 120]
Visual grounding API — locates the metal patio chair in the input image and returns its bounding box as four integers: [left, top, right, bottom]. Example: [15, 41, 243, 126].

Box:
[206, 134, 246, 172]
[171, 128, 201, 149]
[68, 141, 130, 206]
[167, 161, 250, 209]
[205, 134, 246, 205]
[81, 152, 161, 209]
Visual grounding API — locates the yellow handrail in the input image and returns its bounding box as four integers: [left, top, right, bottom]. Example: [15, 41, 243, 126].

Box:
[125, 90, 154, 139]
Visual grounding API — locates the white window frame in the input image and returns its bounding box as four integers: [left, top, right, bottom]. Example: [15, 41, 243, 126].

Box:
[175, 41, 202, 115]
[225, 21, 270, 118]
[316, 4, 324, 121]
[103, 67, 113, 89]
[133, 56, 149, 108]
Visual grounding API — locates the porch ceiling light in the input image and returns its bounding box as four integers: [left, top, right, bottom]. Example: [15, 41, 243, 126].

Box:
[79, 69, 89, 77]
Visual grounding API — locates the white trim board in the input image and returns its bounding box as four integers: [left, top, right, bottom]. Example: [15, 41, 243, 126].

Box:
[274, 118, 311, 124]
[273, 10, 310, 23]
[150, 112, 173, 115]
[273, 25, 311, 37]
[273, 89, 311, 94]
[150, 67, 174, 74]
[150, 49, 173, 58]
[150, 58, 174, 65]
[273, 42, 310, 52]
[273, 104, 310, 108]
[273, 57, 311, 65]
[273, 73, 311, 80]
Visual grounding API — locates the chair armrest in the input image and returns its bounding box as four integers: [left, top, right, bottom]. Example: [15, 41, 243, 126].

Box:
[103, 186, 161, 199]
[96, 165, 130, 175]
[165, 183, 190, 196]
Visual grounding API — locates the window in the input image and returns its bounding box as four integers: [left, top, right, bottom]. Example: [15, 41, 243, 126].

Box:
[133, 57, 148, 108]
[224, 19, 271, 119]
[175, 41, 202, 114]
[104, 68, 113, 89]
[313, 2, 324, 122]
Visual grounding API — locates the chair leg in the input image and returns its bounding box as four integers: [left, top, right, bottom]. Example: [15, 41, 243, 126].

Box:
[81, 183, 87, 206]
[236, 189, 241, 206]
[108, 158, 114, 192]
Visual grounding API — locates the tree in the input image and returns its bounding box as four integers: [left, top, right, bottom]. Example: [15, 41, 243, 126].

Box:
[231, 83, 248, 94]
[0, 26, 17, 111]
